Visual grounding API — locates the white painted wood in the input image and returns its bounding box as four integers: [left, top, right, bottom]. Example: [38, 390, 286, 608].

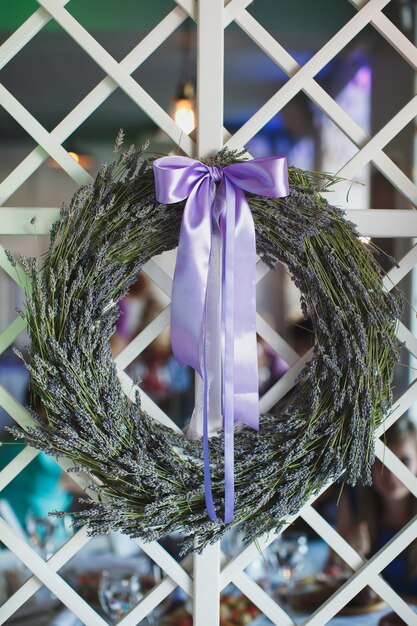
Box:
[0, 317, 26, 353]
[383, 243, 417, 290]
[37, 0, 194, 156]
[0, 527, 91, 622]
[0, 7, 189, 206]
[232, 571, 295, 626]
[259, 348, 313, 412]
[114, 305, 171, 369]
[143, 259, 173, 297]
[235, 9, 417, 205]
[396, 321, 417, 359]
[227, 0, 391, 150]
[2, 1, 417, 624]
[196, 0, 224, 158]
[304, 516, 417, 625]
[377, 379, 417, 436]
[135, 539, 194, 596]
[374, 438, 417, 497]
[116, 367, 182, 433]
[0, 0, 69, 70]
[223, 0, 254, 25]
[344, 209, 417, 236]
[0, 85, 91, 185]
[301, 507, 417, 625]
[193, 0, 225, 622]
[256, 312, 299, 366]
[0, 385, 35, 431]
[0, 519, 107, 626]
[117, 576, 184, 626]
[339, 94, 417, 181]
[193, 542, 221, 626]
[0, 446, 38, 491]
[349, 0, 417, 70]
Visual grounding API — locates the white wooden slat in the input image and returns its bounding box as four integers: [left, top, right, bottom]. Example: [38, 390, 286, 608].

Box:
[303, 516, 417, 625]
[374, 439, 417, 497]
[116, 367, 182, 434]
[114, 305, 171, 370]
[143, 259, 173, 297]
[116, 577, 182, 626]
[193, 542, 221, 626]
[36, 0, 194, 157]
[0, 384, 186, 624]
[396, 321, 417, 360]
[0, 208, 59, 234]
[193, 0, 224, 621]
[376, 380, 417, 437]
[117, 553, 196, 626]
[227, 0, 391, 151]
[349, 0, 417, 70]
[235, 9, 417, 206]
[256, 258, 272, 283]
[136, 539, 193, 596]
[344, 209, 417, 237]
[174, 0, 196, 19]
[0, 6, 189, 206]
[338, 94, 417, 182]
[0, 446, 38, 491]
[223, 0, 254, 26]
[232, 571, 294, 626]
[259, 348, 313, 413]
[0, 526, 91, 623]
[0, 518, 107, 626]
[0, 244, 31, 291]
[0, 317, 26, 354]
[221, 535, 279, 590]
[0, 85, 91, 185]
[383, 243, 417, 291]
[301, 507, 417, 625]
[175, 0, 254, 28]
[0, 385, 35, 431]
[220, 483, 335, 589]
[0, 0, 69, 70]
[256, 312, 299, 366]
[196, 0, 224, 158]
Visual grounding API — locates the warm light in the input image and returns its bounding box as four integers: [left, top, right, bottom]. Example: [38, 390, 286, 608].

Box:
[174, 98, 196, 135]
[48, 151, 95, 170]
[68, 151, 80, 163]
[359, 236, 371, 244]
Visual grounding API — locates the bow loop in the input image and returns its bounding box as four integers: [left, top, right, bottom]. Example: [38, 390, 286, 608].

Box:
[224, 157, 288, 198]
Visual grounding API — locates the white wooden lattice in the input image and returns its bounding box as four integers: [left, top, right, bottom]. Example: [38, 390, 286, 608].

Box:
[1, 1, 417, 624]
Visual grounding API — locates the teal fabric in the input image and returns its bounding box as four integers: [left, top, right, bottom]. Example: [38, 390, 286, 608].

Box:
[0, 443, 71, 529]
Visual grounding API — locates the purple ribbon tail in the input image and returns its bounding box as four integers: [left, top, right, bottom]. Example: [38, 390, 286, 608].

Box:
[152, 154, 289, 524]
[223, 179, 236, 524]
[203, 327, 218, 521]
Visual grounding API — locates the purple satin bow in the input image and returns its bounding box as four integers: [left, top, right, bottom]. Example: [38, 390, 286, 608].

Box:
[153, 155, 289, 523]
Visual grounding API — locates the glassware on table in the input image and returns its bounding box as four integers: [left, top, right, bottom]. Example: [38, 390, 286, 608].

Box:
[25, 513, 55, 560]
[272, 532, 309, 607]
[98, 570, 142, 623]
[25, 512, 74, 560]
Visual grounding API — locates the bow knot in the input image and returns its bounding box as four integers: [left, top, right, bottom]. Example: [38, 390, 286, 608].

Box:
[207, 164, 223, 183]
[153, 154, 289, 523]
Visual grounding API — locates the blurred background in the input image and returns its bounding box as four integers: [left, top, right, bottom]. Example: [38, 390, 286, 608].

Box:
[1, 0, 416, 429]
[1, 2, 417, 623]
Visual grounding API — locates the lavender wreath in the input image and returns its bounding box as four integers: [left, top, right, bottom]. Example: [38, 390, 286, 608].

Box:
[9, 134, 400, 553]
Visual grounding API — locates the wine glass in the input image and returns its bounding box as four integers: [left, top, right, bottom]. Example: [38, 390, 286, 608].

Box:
[25, 513, 55, 560]
[272, 532, 308, 607]
[98, 570, 142, 623]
